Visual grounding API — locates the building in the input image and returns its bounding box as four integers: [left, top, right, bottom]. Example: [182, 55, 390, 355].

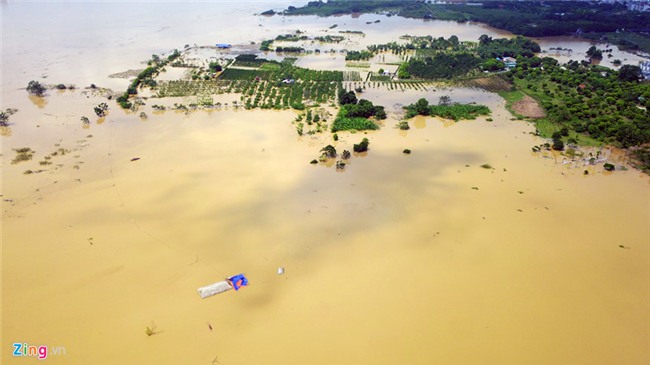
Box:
[498, 57, 517, 69]
[640, 61, 650, 80]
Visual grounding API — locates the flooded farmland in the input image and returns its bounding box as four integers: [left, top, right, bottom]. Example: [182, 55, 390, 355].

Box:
[2, 2, 649, 364]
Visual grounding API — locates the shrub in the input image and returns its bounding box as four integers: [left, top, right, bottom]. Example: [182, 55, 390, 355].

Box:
[320, 145, 337, 158]
[94, 103, 109, 117]
[353, 138, 369, 153]
[398, 121, 410, 130]
[603, 163, 615, 171]
[27, 80, 46, 96]
[331, 117, 378, 132]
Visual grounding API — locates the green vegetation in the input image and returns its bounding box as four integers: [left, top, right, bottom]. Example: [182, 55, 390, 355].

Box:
[116, 49, 182, 109]
[477, 35, 541, 59]
[275, 46, 305, 53]
[275, 34, 309, 42]
[374, 35, 541, 80]
[208, 62, 222, 73]
[398, 121, 410, 130]
[320, 145, 337, 159]
[404, 97, 491, 121]
[353, 138, 370, 153]
[233, 54, 267, 67]
[503, 57, 650, 148]
[219, 68, 271, 81]
[631, 146, 650, 173]
[331, 117, 379, 133]
[260, 39, 274, 51]
[345, 50, 373, 61]
[407, 53, 481, 79]
[315, 35, 345, 43]
[285, 1, 650, 53]
[332, 90, 385, 132]
[26, 80, 46, 96]
[0, 108, 18, 127]
[94, 103, 108, 117]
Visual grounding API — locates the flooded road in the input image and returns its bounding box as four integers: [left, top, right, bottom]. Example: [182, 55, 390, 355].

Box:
[2, 2, 649, 364]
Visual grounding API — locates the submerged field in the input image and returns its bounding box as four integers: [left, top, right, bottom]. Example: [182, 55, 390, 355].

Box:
[2, 2, 649, 365]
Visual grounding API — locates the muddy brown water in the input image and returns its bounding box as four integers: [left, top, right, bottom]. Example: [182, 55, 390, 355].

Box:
[2, 2, 649, 364]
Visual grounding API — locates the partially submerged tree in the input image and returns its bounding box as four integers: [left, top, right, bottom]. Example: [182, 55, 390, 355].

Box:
[438, 95, 452, 106]
[320, 145, 337, 158]
[94, 103, 109, 117]
[26, 80, 46, 96]
[353, 138, 369, 153]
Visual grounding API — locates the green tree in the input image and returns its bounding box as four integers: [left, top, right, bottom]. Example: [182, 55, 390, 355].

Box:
[353, 138, 369, 152]
[618, 65, 641, 82]
[338, 89, 357, 105]
[482, 58, 505, 71]
[414, 98, 430, 115]
[209, 62, 222, 72]
[479, 34, 492, 46]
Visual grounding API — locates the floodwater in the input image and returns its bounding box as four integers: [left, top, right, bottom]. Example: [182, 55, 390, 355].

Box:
[2, 2, 649, 365]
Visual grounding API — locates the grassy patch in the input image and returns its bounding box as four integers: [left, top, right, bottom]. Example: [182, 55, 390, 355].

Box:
[331, 117, 378, 132]
[219, 68, 271, 81]
[533, 118, 603, 147]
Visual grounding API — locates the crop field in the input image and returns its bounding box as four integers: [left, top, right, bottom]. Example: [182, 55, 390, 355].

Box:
[219, 68, 272, 81]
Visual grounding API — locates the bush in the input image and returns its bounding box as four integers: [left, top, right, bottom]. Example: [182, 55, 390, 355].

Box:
[26, 80, 46, 96]
[338, 89, 357, 105]
[353, 138, 369, 152]
[56, 84, 67, 90]
[331, 117, 378, 132]
[603, 163, 615, 171]
[320, 145, 337, 158]
[94, 103, 109, 117]
[209, 62, 222, 72]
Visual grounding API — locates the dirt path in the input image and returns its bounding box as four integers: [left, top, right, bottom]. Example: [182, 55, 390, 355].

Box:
[511, 94, 546, 118]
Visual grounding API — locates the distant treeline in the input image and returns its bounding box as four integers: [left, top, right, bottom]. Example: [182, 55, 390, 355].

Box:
[395, 34, 541, 80]
[283, 0, 650, 52]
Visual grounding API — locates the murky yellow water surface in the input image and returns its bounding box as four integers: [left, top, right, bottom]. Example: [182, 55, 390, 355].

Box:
[2, 2, 649, 365]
